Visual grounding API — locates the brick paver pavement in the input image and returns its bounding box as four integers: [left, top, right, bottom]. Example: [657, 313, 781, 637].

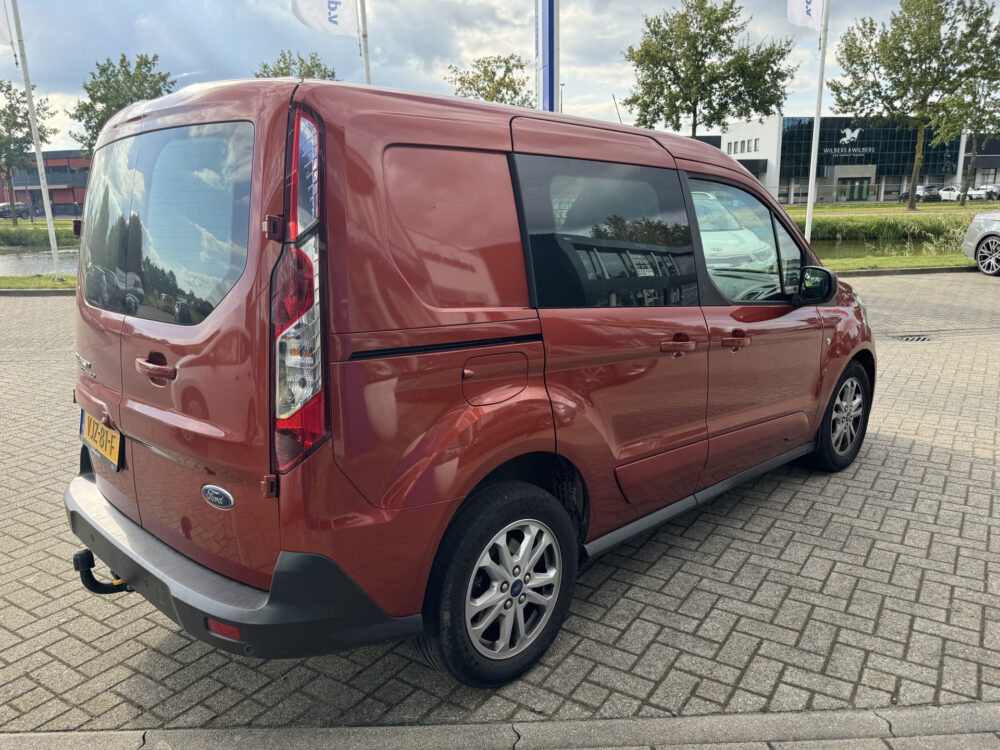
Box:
[0, 272, 998, 732]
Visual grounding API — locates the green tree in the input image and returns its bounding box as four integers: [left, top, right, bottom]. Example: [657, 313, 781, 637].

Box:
[0, 80, 56, 227]
[829, 0, 995, 210]
[445, 54, 534, 107]
[928, 30, 1000, 205]
[622, 0, 796, 137]
[71, 53, 175, 155]
[255, 50, 337, 80]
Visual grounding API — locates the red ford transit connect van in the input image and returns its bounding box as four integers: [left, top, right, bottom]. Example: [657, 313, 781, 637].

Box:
[65, 79, 875, 687]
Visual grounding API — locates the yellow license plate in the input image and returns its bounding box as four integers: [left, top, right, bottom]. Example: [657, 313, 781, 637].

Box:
[80, 410, 123, 470]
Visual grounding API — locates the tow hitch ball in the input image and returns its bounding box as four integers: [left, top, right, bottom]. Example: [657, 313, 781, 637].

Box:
[73, 549, 129, 594]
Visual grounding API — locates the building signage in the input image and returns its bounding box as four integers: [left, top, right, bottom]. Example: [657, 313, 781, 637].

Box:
[823, 127, 876, 157]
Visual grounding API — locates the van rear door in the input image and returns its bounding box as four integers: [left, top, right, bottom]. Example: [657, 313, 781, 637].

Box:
[76, 134, 141, 523]
[106, 85, 293, 590]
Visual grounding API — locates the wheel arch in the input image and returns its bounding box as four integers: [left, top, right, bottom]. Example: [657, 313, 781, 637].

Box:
[851, 347, 876, 392]
[421, 452, 590, 611]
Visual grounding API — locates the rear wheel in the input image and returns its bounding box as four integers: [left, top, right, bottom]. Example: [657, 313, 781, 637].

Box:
[418, 480, 577, 688]
[976, 237, 1000, 276]
[807, 360, 872, 472]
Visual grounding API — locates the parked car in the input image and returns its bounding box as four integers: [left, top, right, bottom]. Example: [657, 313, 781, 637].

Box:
[898, 185, 941, 203]
[65, 80, 876, 688]
[0, 201, 30, 218]
[962, 211, 1000, 275]
[977, 184, 999, 200]
[941, 185, 986, 201]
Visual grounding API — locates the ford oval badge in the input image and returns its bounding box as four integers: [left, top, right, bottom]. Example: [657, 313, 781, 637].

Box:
[202, 485, 234, 510]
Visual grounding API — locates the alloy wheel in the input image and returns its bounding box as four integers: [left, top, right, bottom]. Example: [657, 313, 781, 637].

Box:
[831, 376, 864, 456]
[464, 519, 562, 660]
[977, 238, 1000, 275]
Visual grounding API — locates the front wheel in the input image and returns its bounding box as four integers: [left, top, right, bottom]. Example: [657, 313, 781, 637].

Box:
[418, 480, 578, 688]
[976, 237, 1000, 276]
[806, 360, 872, 472]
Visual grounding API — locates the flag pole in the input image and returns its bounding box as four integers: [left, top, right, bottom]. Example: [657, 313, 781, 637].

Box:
[804, 0, 831, 244]
[9, 0, 59, 279]
[358, 0, 371, 84]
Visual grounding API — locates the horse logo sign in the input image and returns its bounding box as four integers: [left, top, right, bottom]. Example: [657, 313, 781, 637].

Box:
[840, 128, 863, 145]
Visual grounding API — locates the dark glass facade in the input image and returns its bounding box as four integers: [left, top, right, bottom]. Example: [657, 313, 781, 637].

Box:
[780, 117, 960, 180]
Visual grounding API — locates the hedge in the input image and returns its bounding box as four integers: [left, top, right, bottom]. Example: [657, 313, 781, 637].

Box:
[792, 214, 969, 244]
[0, 225, 77, 247]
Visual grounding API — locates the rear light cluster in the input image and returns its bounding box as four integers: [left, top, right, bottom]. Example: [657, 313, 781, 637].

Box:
[272, 110, 327, 472]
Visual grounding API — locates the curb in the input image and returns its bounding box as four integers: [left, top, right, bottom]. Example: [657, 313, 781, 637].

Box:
[3, 701, 1000, 750]
[837, 265, 978, 278]
[0, 288, 75, 296]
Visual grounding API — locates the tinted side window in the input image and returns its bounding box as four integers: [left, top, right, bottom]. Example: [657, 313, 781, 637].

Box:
[514, 154, 698, 308]
[689, 180, 784, 302]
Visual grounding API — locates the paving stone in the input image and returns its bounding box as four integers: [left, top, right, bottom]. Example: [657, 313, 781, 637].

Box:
[2, 275, 1000, 732]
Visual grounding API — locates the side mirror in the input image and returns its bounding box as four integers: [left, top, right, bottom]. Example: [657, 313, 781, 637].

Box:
[72, 219, 83, 237]
[793, 266, 837, 306]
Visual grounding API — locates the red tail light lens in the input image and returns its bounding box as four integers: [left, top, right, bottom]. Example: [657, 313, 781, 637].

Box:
[273, 108, 326, 472]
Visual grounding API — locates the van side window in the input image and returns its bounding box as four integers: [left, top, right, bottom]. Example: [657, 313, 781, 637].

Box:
[514, 154, 698, 308]
[772, 218, 804, 293]
[688, 179, 785, 302]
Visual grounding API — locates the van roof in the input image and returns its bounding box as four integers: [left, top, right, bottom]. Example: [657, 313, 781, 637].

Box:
[99, 77, 745, 174]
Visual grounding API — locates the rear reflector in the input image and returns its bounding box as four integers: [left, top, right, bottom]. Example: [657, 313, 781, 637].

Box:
[206, 618, 241, 640]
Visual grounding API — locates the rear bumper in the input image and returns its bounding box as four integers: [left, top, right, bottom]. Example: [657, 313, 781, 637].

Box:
[64, 474, 423, 658]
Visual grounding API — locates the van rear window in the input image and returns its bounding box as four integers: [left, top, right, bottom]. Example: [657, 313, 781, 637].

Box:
[81, 122, 254, 325]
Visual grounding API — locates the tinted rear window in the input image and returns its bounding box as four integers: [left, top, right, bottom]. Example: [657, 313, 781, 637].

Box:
[81, 122, 254, 325]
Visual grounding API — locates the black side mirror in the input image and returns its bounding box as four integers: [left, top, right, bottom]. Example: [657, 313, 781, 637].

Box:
[793, 266, 837, 306]
[72, 219, 83, 237]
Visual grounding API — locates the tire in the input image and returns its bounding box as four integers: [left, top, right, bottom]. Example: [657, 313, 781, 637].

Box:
[806, 360, 872, 472]
[975, 237, 1000, 276]
[417, 480, 578, 688]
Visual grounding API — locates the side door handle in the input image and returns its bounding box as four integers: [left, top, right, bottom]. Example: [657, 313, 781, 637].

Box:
[135, 357, 177, 381]
[660, 337, 697, 356]
[721, 330, 752, 350]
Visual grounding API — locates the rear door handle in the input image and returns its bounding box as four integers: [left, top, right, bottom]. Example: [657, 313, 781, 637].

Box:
[660, 338, 697, 354]
[135, 357, 177, 381]
[721, 330, 752, 349]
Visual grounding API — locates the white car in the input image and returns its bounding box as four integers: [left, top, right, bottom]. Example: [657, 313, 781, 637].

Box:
[941, 185, 986, 201]
[962, 211, 1000, 275]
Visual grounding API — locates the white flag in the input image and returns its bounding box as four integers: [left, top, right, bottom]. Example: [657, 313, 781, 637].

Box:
[291, 0, 359, 38]
[788, 0, 824, 32]
[0, 0, 14, 48]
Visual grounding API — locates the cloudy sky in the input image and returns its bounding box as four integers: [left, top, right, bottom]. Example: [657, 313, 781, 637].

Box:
[0, 0, 898, 151]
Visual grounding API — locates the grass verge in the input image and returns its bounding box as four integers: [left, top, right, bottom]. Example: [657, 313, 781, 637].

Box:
[0, 274, 76, 289]
[822, 254, 975, 271]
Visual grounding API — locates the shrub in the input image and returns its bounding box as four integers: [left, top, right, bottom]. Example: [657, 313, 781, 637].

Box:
[0, 225, 77, 247]
[792, 214, 968, 244]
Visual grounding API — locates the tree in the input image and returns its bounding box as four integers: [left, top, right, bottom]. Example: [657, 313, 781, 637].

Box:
[0, 81, 56, 227]
[445, 54, 534, 107]
[255, 50, 337, 80]
[622, 0, 796, 137]
[929, 29, 1000, 205]
[829, 0, 994, 210]
[71, 54, 175, 155]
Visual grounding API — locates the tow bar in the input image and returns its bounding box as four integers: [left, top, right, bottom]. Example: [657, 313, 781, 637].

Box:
[73, 549, 129, 594]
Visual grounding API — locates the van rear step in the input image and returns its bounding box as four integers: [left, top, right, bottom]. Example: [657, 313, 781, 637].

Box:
[72, 549, 129, 595]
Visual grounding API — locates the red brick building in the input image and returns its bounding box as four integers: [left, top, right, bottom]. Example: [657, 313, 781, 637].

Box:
[0, 149, 90, 217]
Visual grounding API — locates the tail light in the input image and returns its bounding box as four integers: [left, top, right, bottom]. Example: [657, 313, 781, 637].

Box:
[272, 110, 326, 472]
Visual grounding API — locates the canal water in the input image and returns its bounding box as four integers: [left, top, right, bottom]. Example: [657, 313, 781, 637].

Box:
[0, 239, 893, 278]
[0, 246, 79, 277]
